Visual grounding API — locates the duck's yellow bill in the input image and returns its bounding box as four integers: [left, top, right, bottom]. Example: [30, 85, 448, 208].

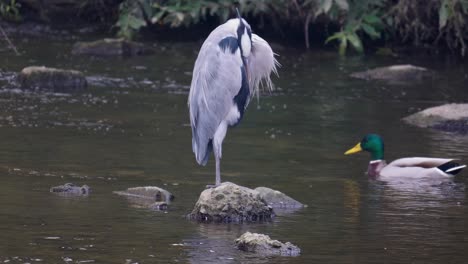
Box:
[345, 143, 362, 155]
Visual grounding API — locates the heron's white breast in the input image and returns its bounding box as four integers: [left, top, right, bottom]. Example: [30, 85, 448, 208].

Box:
[240, 30, 251, 57]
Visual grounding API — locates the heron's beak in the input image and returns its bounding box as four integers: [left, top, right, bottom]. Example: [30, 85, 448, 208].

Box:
[345, 143, 362, 155]
[236, 8, 241, 19]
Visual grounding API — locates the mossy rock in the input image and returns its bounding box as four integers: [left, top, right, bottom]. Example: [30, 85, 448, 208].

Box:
[50, 183, 90, 196]
[236, 232, 301, 256]
[188, 182, 274, 223]
[18, 66, 87, 92]
[254, 187, 304, 209]
[72, 38, 153, 57]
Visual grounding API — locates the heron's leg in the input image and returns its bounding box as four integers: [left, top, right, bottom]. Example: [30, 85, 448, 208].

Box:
[211, 121, 228, 187]
[215, 152, 221, 186]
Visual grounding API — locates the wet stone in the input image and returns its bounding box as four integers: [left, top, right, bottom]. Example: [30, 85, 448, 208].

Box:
[114, 186, 174, 210]
[431, 118, 468, 134]
[18, 66, 87, 92]
[254, 187, 304, 209]
[72, 38, 154, 57]
[50, 183, 90, 196]
[188, 182, 274, 223]
[350, 64, 433, 83]
[403, 104, 468, 134]
[236, 232, 301, 257]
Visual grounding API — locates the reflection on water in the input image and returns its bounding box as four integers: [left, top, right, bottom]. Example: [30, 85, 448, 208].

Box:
[184, 224, 252, 264]
[343, 179, 360, 225]
[0, 36, 467, 263]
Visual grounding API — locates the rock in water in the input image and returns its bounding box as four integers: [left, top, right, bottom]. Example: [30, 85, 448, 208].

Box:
[114, 186, 174, 210]
[350, 64, 432, 83]
[254, 187, 304, 209]
[188, 182, 274, 223]
[50, 183, 90, 196]
[72, 38, 153, 57]
[236, 232, 301, 256]
[18, 66, 87, 92]
[403, 104, 468, 134]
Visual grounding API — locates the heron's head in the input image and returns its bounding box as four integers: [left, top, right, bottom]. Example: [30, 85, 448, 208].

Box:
[345, 134, 384, 160]
[235, 8, 252, 58]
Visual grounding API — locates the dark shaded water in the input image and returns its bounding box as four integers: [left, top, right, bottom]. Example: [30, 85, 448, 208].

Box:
[0, 36, 468, 263]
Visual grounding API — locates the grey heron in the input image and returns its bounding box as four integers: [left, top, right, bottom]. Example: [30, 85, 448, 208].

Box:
[188, 10, 278, 187]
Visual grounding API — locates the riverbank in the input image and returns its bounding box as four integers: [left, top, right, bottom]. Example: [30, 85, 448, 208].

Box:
[2, 0, 467, 57]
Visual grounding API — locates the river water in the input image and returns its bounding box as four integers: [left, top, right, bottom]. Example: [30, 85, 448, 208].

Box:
[0, 36, 467, 263]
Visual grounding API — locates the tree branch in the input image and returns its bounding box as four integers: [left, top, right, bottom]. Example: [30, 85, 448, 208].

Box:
[0, 24, 20, 55]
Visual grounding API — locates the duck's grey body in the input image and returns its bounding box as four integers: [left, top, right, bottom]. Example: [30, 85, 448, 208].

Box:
[368, 157, 464, 179]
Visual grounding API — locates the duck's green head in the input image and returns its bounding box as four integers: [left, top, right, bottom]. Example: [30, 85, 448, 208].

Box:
[344, 134, 384, 160]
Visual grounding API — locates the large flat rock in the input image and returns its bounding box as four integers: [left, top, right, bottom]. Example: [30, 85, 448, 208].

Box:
[403, 104, 468, 134]
[351, 64, 433, 83]
[18, 66, 87, 92]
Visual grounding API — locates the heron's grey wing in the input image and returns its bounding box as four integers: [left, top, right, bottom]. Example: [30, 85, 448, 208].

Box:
[188, 38, 244, 165]
[247, 34, 279, 102]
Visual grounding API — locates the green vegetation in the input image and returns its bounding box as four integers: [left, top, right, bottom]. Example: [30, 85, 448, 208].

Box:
[114, 0, 468, 56]
[1, 0, 467, 56]
[0, 0, 21, 22]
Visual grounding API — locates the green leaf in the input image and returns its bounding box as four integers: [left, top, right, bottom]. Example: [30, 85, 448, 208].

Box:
[334, 0, 349, 10]
[439, 0, 449, 29]
[325, 32, 345, 44]
[151, 11, 165, 24]
[127, 15, 146, 30]
[385, 17, 393, 26]
[339, 38, 348, 56]
[362, 14, 381, 25]
[344, 20, 359, 32]
[315, 0, 333, 17]
[461, 1, 468, 13]
[116, 13, 127, 27]
[361, 23, 381, 39]
[322, 0, 333, 13]
[347, 32, 363, 53]
[139, 0, 153, 18]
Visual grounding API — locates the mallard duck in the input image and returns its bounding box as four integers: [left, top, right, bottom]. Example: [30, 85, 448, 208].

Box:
[344, 134, 466, 179]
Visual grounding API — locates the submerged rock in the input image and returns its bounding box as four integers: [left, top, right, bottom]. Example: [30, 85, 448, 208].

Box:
[236, 232, 301, 256]
[254, 187, 304, 209]
[350, 64, 432, 83]
[403, 104, 468, 134]
[18, 66, 87, 92]
[72, 38, 153, 57]
[114, 186, 174, 210]
[50, 183, 90, 196]
[188, 182, 274, 223]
